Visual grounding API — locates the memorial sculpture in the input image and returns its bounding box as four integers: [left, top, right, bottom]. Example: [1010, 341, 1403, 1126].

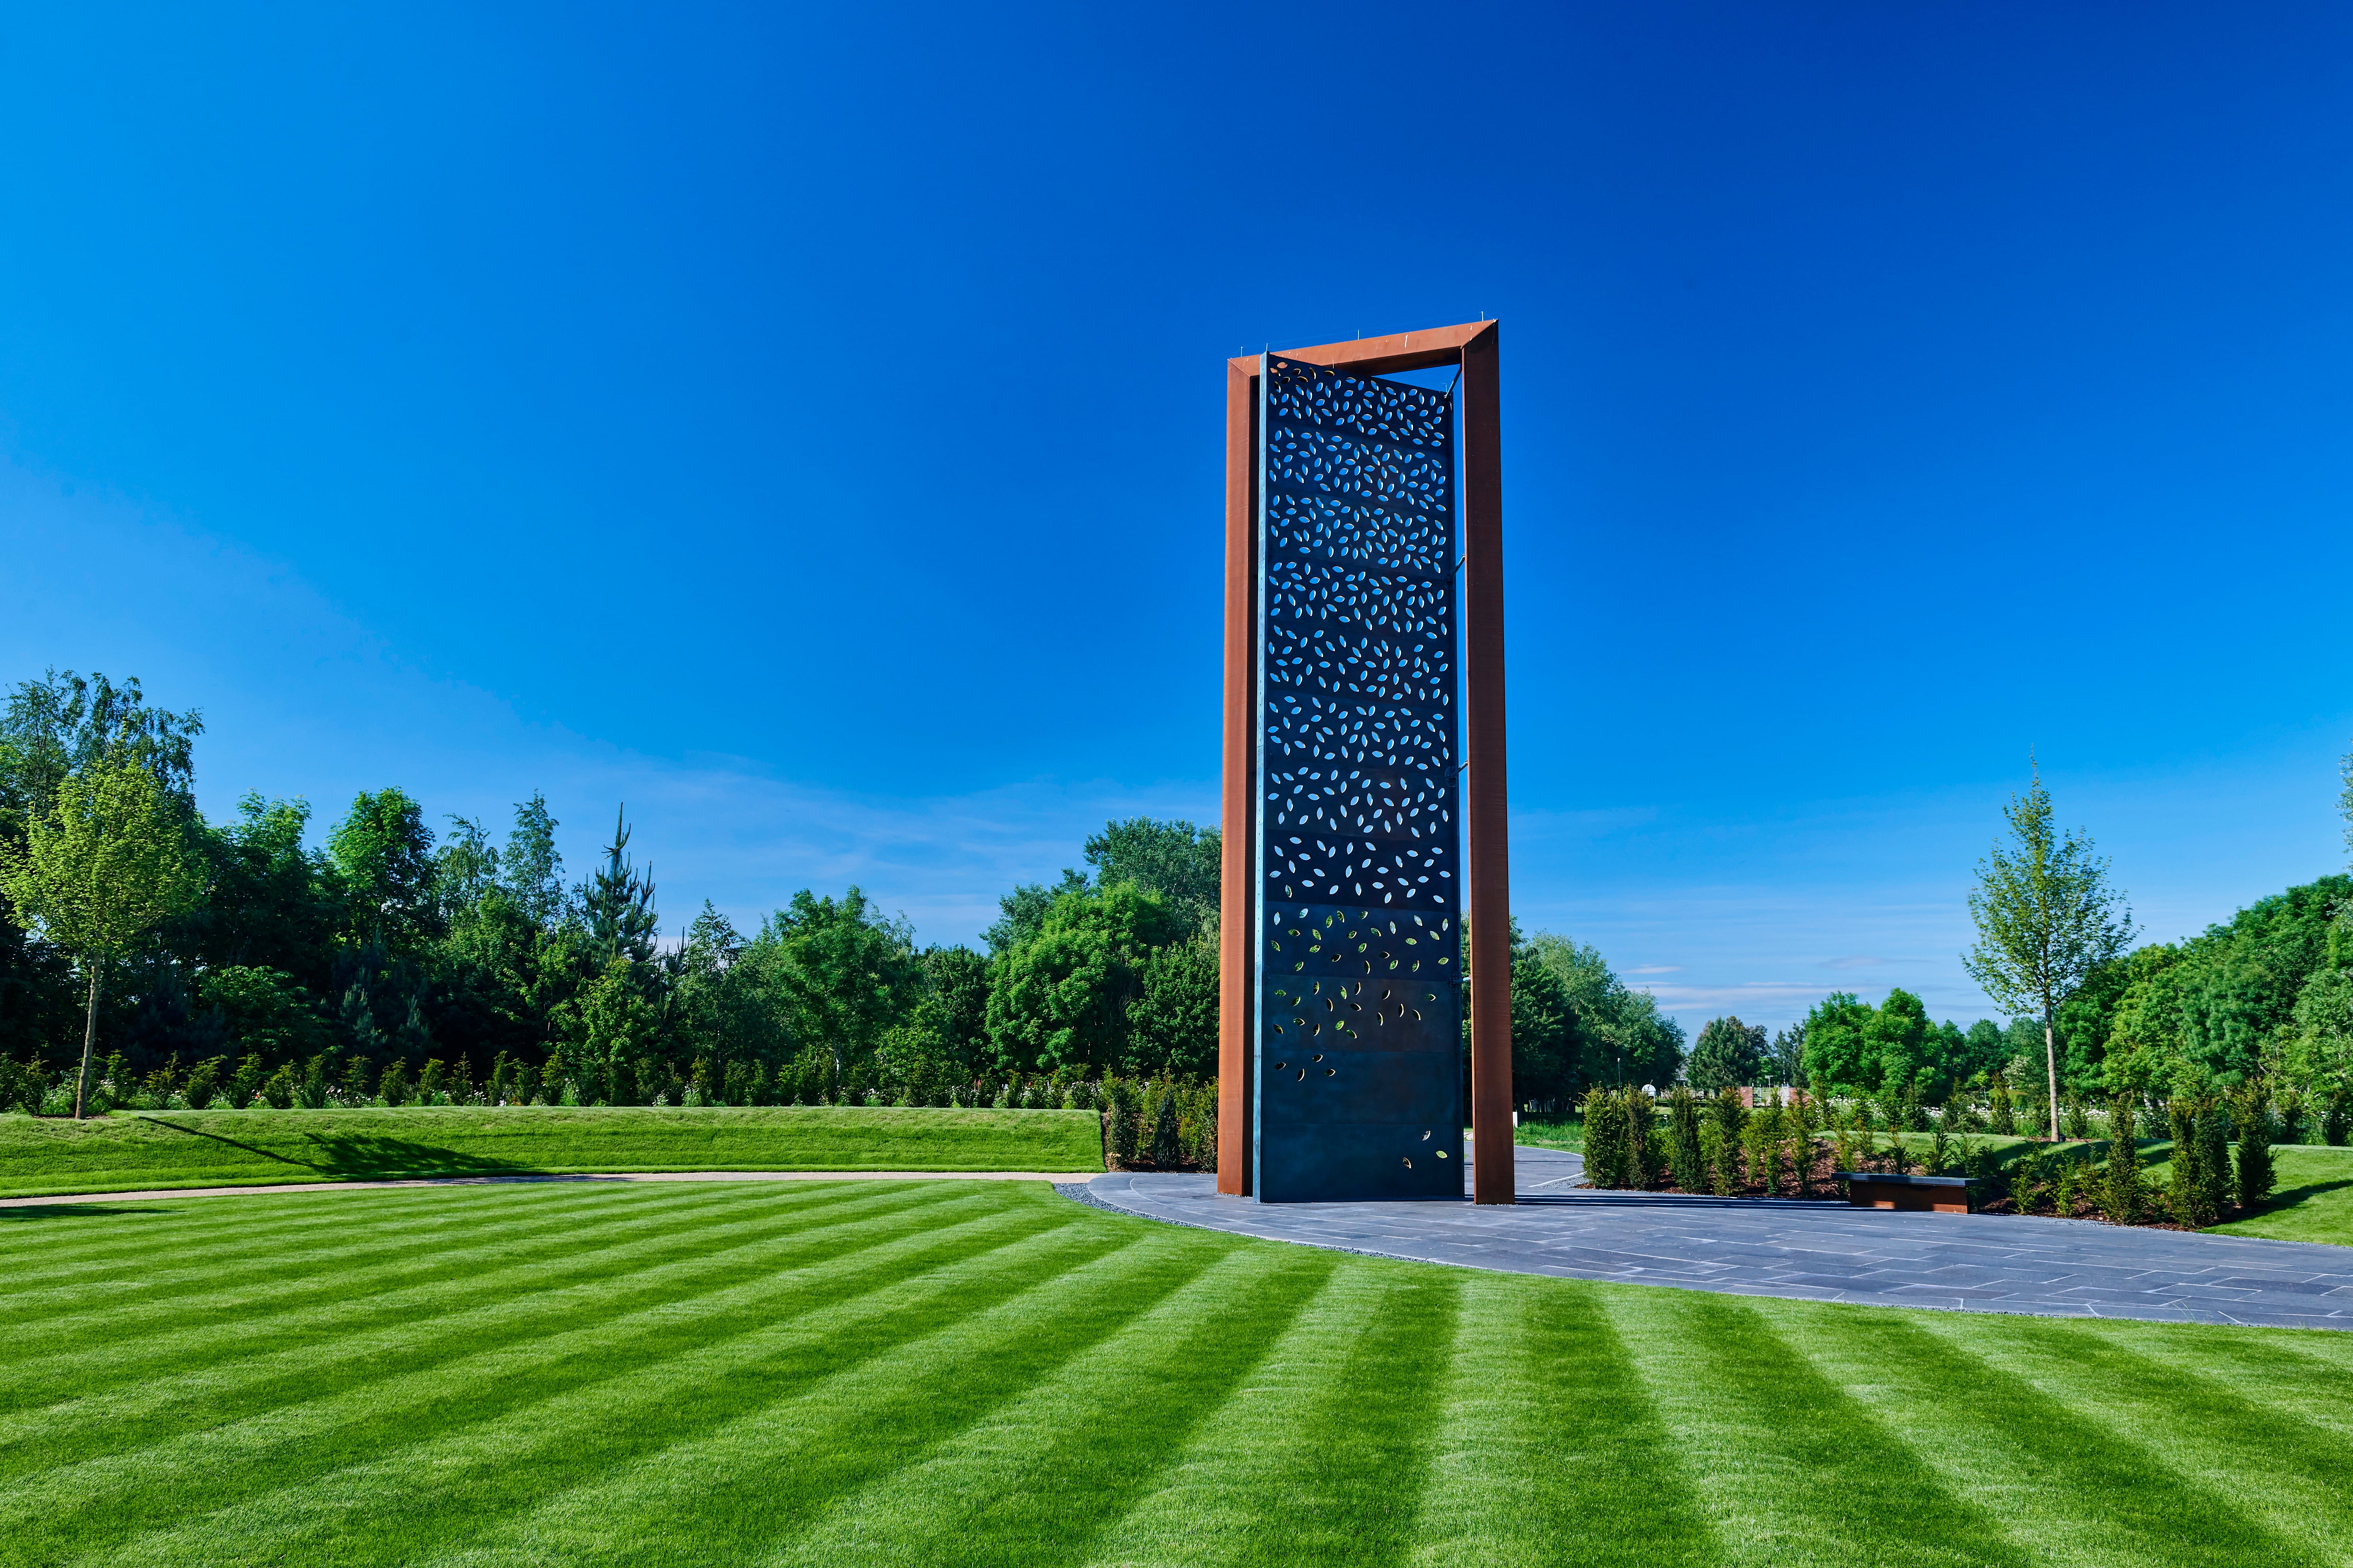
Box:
[1216, 323, 1513, 1203]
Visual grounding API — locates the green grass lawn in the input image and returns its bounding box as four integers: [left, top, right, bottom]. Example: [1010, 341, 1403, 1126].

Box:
[1509, 1114, 1582, 1150]
[3, 1179, 2350, 1566]
[0, 1106, 1104, 1199]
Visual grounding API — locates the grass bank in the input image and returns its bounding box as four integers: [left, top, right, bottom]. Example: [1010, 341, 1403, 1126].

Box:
[0, 1105, 1104, 1198]
[3, 1179, 2349, 1566]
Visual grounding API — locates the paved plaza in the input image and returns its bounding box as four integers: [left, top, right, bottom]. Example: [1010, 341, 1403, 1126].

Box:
[1082, 1146, 2353, 1329]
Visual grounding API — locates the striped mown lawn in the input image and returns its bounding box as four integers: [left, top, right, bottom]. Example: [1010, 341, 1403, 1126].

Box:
[0, 1105, 1104, 1199]
[5, 1181, 2352, 1566]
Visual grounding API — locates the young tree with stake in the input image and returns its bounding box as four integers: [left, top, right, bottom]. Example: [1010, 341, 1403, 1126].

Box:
[1963, 761, 2132, 1142]
[0, 756, 206, 1117]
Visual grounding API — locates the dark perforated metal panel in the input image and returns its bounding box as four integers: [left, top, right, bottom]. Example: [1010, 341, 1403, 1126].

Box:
[1253, 354, 1462, 1201]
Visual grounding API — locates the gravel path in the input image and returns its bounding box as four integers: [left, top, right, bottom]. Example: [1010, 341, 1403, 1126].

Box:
[1084, 1146, 2353, 1329]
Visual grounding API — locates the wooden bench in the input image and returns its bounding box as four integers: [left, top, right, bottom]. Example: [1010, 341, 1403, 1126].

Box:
[1834, 1171, 1980, 1214]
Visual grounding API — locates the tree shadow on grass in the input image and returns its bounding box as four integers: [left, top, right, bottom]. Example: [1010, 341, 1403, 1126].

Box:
[2260, 1176, 2353, 1210]
[0, 1204, 170, 1221]
[141, 1119, 536, 1180]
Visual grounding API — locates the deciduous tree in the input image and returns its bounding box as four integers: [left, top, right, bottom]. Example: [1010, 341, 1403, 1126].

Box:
[0, 757, 206, 1115]
[1964, 763, 2133, 1140]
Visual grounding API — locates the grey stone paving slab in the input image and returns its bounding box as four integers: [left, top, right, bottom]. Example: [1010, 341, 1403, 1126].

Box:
[1083, 1145, 2353, 1329]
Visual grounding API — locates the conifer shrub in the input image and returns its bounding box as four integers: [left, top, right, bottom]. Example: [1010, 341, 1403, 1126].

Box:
[2010, 1142, 2047, 1213]
[1150, 1087, 1182, 1168]
[1691, 1118, 1725, 1195]
[2233, 1083, 2275, 1212]
[2168, 1099, 2215, 1228]
[1988, 1070, 2016, 1134]
[378, 1060, 412, 1107]
[2196, 1097, 2231, 1220]
[1666, 1087, 1704, 1192]
[1102, 1076, 1142, 1166]
[2063, 1093, 2091, 1142]
[180, 1056, 221, 1110]
[2324, 1089, 2350, 1146]
[2051, 1156, 2081, 1217]
[2099, 1096, 2145, 1225]
[1624, 1088, 1659, 1189]
[1711, 1084, 1745, 1152]
[1581, 1087, 1630, 1188]
[1744, 1102, 1782, 1194]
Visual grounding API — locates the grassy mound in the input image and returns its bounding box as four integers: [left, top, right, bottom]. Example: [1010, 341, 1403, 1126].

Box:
[0, 1105, 1104, 1198]
[3, 1179, 2348, 1565]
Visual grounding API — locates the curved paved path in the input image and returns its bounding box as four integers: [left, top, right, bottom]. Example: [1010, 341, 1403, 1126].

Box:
[1087, 1146, 2353, 1330]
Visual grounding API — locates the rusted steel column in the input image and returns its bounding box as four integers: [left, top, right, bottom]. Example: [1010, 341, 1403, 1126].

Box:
[1217, 355, 1257, 1195]
[1460, 322, 1515, 1204]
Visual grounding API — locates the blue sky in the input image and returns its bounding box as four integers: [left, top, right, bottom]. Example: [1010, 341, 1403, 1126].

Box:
[3, 3, 2349, 1033]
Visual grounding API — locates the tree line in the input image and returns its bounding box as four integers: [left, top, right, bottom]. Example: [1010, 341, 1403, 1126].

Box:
[0, 671, 1231, 1115]
[0, 668, 1691, 1121]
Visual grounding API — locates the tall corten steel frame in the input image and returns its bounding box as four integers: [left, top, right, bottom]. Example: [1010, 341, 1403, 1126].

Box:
[1216, 321, 1514, 1204]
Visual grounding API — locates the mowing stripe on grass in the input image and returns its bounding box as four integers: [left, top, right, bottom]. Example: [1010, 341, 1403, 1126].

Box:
[1777, 1306, 2285, 1568]
[1910, 1312, 2348, 1565]
[0, 1177, 724, 1299]
[1403, 1272, 1717, 1568]
[107, 1203, 1143, 1568]
[0, 1187, 1001, 1490]
[0, 1181, 960, 1428]
[2069, 1317, 2353, 1442]
[1068, 1256, 1457, 1568]
[1611, 1289, 2032, 1568]
[404, 1217, 1272, 1566]
[752, 1237, 1337, 1568]
[0, 1188, 1058, 1553]
[0, 1179, 895, 1371]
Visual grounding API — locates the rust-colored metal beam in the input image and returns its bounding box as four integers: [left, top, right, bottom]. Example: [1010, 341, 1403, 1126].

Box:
[1217, 355, 1256, 1195]
[1259, 320, 1492, 378]
[1459, 322, 1514, 1204]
